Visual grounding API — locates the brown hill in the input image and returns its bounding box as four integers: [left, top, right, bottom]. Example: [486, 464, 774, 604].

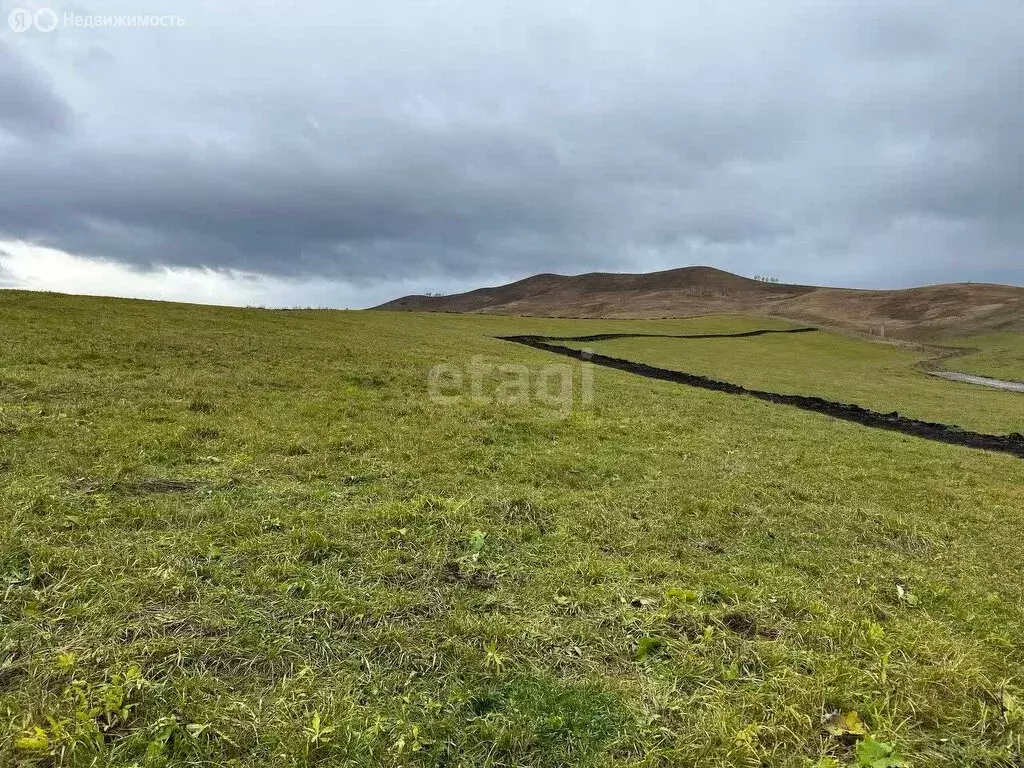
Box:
[373, 266, 1024, 338]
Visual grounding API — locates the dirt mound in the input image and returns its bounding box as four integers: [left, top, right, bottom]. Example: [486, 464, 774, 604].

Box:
[373, 267, 1024, 339]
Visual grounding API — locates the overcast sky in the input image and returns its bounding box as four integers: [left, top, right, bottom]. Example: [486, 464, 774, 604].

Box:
[1, 0, 1022, 307]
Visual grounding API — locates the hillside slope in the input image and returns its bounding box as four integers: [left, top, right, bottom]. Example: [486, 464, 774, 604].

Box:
[4, 292, 1024, 765]
[374, 266, 1024, 338]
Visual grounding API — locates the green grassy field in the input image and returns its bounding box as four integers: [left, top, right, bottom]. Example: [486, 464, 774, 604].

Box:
[2, 291, 1024, 767]
[560, 326, 1024, 436]
[937, 332, 1024, 384]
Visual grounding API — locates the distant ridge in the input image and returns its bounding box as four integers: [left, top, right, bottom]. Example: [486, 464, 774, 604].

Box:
[372, 266, 1024, 339]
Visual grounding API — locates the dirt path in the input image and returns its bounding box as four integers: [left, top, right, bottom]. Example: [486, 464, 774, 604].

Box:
[927, 371, 1024, 393]
[912, 342, 1024, 391]
[498, 331, 1024, 460]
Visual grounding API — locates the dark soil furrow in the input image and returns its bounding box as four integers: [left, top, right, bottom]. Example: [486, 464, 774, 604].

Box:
[498, 334, 1024, 460]
[528, 327, 819, 343]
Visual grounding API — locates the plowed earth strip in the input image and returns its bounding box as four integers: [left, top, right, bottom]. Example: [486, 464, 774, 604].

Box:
[497, 332, 1024, 460]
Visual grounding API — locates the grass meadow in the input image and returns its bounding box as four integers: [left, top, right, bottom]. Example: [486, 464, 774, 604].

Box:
[2, 291, 1023, 767]
[559, 327, 1024, 436]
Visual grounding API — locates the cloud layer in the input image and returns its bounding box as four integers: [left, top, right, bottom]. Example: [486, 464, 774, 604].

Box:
[1, 0, 1022, 305]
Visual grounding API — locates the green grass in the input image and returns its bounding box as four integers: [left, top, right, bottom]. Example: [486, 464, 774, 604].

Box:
[2, 292, 1024, 767]
[937, 332, 1024, 384]
[560, 325, 1024, 435]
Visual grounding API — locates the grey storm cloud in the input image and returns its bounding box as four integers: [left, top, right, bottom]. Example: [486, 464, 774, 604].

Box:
[0, 0, 1022, 291]
[0, 40, 72, 137]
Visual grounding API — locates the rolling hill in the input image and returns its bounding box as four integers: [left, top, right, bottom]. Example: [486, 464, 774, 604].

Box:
[374, 266, 1024, 338]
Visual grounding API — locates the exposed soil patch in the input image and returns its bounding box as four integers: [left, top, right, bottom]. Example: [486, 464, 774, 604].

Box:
[694, 539, 726, 555]
[67, 476, 235, 495]
[499, 332, 1024, 460]
[443, 561, 499, 589]
[721, 611, 781, 639]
